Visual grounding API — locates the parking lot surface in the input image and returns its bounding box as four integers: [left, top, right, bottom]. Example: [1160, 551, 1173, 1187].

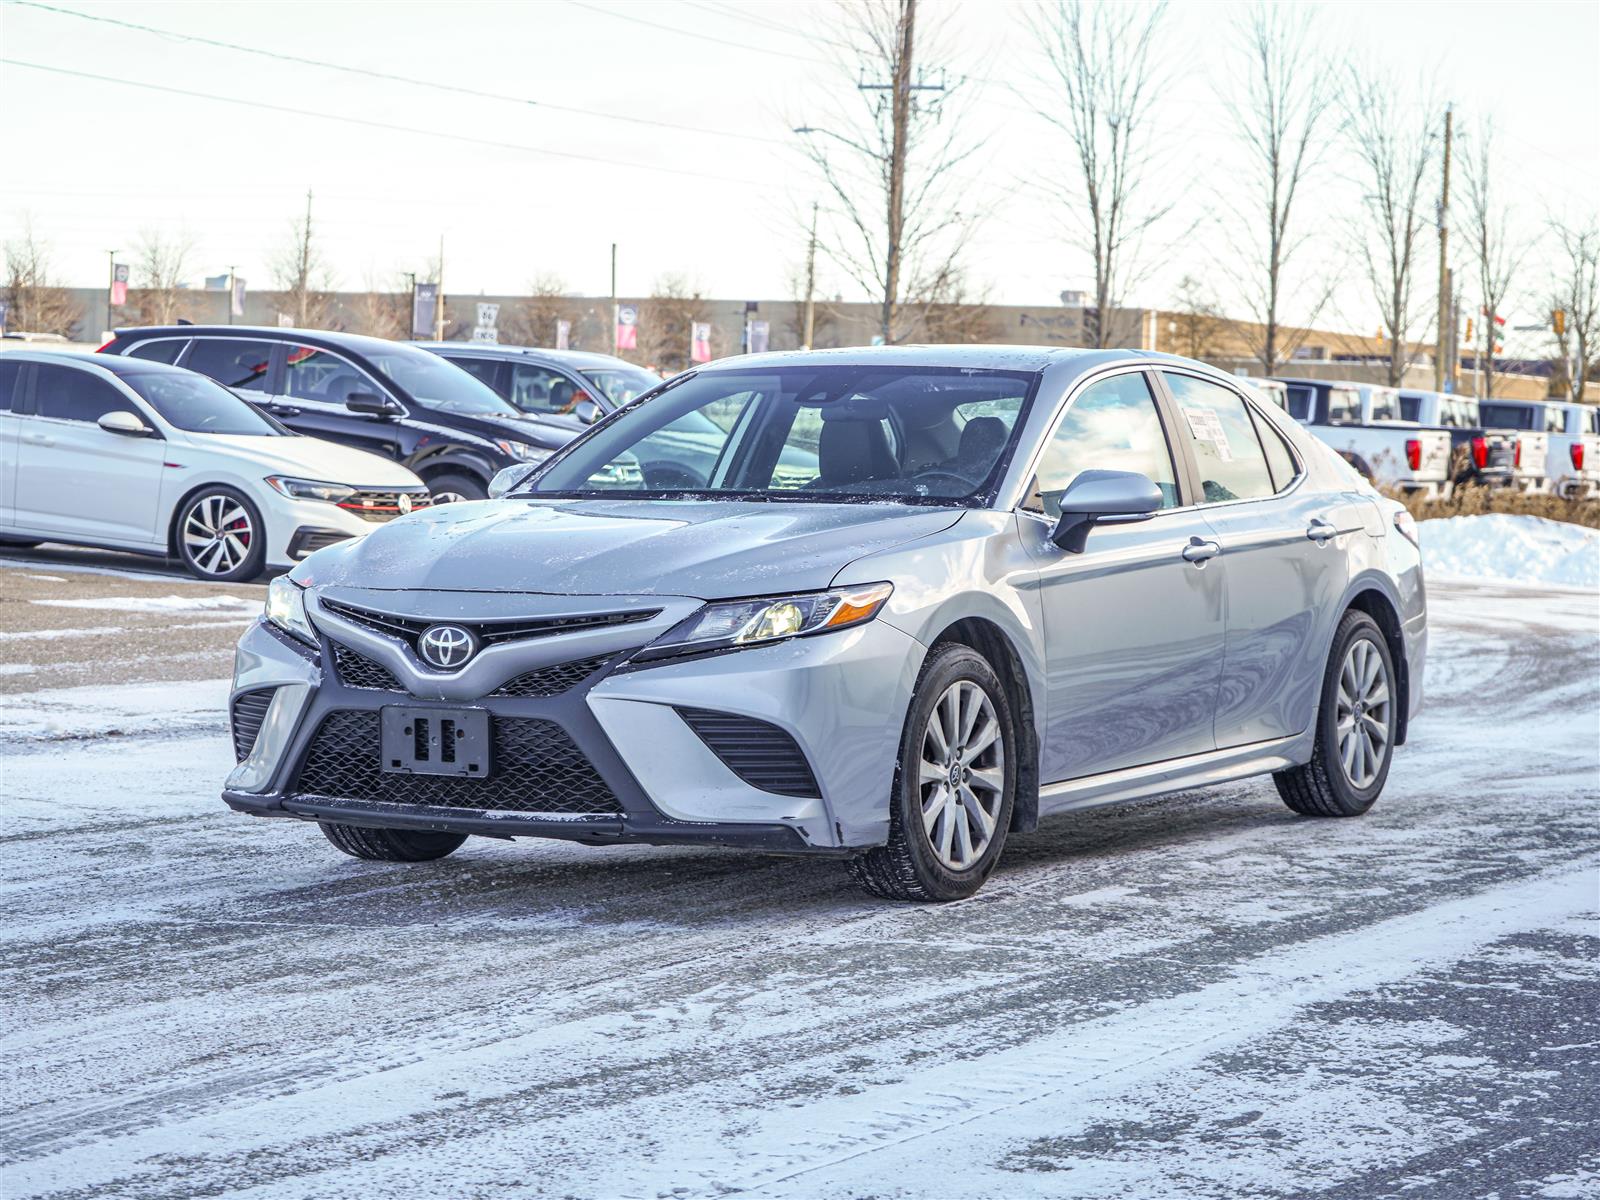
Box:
[2, 548, 1596, 1199]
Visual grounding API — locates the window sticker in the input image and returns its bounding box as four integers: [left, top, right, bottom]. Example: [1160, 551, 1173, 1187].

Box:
[1183, 406, 1234, 462]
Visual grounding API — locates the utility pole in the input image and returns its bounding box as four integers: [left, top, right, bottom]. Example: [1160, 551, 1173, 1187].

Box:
[106, 249, 117, 338]
[802, 202, 818, 349]
[1434, 104, 1454, 392]
[226, 264, 237, 325]
[434, 235, 445, 340]
[609, 242, 618, 354]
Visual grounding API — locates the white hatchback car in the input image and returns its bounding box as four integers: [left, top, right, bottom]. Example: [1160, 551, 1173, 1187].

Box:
[0, 352, 431, 580]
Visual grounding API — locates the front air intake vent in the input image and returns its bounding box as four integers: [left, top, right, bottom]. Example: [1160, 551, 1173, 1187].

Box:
[230, 688, 278, 762]
[675, 707, 822, 798]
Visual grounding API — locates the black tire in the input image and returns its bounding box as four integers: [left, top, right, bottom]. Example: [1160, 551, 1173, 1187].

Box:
[426, 472, 487, 504]
[1274, 609, 1397, 818]
[319, 821, 467, 862]
[173, 485, 268, 582]
[847, 643, 1016, 902]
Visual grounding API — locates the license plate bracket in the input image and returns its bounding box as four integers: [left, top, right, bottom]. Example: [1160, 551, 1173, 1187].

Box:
[380, 706, 491, 778]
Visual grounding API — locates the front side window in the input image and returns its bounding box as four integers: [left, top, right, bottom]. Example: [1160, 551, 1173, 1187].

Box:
[0, 359, 17, 410]
[32, 365, 138, 423]
[121, 371, 283, 435]
[1368, 389, 1399, 421]
[528, 365, 1036, 503]
[283, 345, 382, 404]
[185, 338, 273, 393]
[509, 364, 588, 416]
[1164, 372, 1274, 503]
[1031, 373, 1178, 516]
[582, 367, 659, 406]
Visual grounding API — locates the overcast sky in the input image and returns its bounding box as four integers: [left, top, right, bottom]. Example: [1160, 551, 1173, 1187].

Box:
[2, 0, 1596, 340]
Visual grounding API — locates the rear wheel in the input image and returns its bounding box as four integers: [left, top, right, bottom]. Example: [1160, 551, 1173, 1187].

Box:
[847, 644, 1015, 902]
[175, 486, 267, 581]
[426, 473, 487, 504]
[1274, 609, 1397, 818]
[319, 822, 467, 862]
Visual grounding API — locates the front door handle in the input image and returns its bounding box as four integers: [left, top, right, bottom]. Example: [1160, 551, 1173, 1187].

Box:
[1306, 517, 1337, 543]
[1182, 537, 1221, 564]
[21, 431, 53, 446]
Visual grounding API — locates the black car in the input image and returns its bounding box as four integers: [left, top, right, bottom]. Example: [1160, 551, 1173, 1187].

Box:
[100, 327, 567, 502]
[417, 342, 660, 435]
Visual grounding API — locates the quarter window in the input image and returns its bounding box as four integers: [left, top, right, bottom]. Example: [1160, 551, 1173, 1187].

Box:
[1032, 373, 1179, 516]
[1163, 372, 1275, 503]
[127, 339, 186, 364]
[1249, 407, 1299, 492]
[32, 364, 138, 423]
[185, 338, 273, 393]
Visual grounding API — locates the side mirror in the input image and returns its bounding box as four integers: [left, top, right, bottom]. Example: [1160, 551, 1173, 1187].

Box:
[345, 391, 400, 417]
[97, 410, 156, 438]
[1047, 469, 1162, 553]
[575, 398, 601, 425]
[488, 463, 539, 499]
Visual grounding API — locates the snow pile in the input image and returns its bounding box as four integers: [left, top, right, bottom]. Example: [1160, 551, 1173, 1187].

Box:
[1421, 515, 1600, 589]
[33, 594, 259, 615]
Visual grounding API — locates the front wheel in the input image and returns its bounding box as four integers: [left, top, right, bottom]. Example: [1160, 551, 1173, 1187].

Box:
[426, 473, 487, 504]
[175, 486, 267, 581]
[847, 644, 1016, 902]
[320, 822, 467, 862]
[1274, 609, 1397, 818]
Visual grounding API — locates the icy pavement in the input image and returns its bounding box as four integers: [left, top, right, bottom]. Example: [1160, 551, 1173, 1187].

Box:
[1, 579, 1596, 1199]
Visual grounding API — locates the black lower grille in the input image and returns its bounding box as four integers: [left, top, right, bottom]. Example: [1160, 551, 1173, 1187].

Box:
[491, 653, 614, 698]
[295, 710, 622, 814]
[675, 706, 821, 798]
[230, 688, 278, 762]
[333, 643, 402, 691]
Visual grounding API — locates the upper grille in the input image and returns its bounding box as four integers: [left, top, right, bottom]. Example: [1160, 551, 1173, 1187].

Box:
[318, 598, 660, 654]
[332, 643, 402, 691]
[230, 687, 278, 762]
[491, 653, 614, 698]
[676, 706, 822, 798]
[337, 490, 432, 523]
[295, 709, 622, 815]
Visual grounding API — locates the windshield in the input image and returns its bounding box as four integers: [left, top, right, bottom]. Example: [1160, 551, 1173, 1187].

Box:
[121, 371, 285, 435]
[582, 366, 660, 406]
[527, 365, 1037, 502]
[366, 347, 521, 415]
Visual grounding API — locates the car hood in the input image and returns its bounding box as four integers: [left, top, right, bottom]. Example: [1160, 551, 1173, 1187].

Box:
[172, 433, 423, 487]
[441, 410, 573, 451]
[297, 498, 965, 598]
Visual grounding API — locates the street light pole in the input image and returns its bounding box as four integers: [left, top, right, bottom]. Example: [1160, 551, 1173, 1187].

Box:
[106, 249, 117, 337]
[803, 202, 818, 350]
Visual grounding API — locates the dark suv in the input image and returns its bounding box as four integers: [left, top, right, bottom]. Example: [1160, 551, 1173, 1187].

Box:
[100, 327, 568, 501]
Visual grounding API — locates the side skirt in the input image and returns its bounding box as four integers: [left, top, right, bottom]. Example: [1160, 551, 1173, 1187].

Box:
[1036, 731, 1311, 819]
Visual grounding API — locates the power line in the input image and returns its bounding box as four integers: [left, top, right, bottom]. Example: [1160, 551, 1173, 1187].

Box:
[564, 0, 834, 66]
[0, 58, 773, 187]
[7, 0, 786, 146]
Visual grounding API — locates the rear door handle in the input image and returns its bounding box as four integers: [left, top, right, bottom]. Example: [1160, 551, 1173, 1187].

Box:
[21, 431, 53, 446]
[1306, 517, 1337, 543]
[1182, 537, 1221, 564]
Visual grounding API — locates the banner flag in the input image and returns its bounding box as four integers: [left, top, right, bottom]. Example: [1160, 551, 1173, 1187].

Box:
[412, 282, 438, 340]
[231, 277, 246, 318]
[616, 304, 638, 351]
[746, 319, 770, 354]
[110, 263, 129, 307]
[555, 319, 571, 350]
[690, 321, 712, 363]
[204, 274, 229, 291]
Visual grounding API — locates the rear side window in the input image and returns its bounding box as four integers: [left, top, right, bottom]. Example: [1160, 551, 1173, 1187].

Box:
[1399, 395, 1420, 422]
[449, 357, 503, 391]
[185, 338, 273, 392]
[127, 339, 186, 364]
[33, 364, 139, 422]
[1163, 372, 1274, 503]
[1327, 389, 1361, 424]
[1368, 390, 1398, 421]
[1545, 407, 1564, 433]
[0, 359, 18, 410]
[1249, 407, 1299, 492]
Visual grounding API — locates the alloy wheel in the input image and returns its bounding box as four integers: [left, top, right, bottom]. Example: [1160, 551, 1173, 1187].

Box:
[918, 680, 1005, 871]
[182, 494, 254, 576]
[1336, 637, 1391, 790]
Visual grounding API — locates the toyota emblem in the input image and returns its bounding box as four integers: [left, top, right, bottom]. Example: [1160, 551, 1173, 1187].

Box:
[418, 623, 477, 669]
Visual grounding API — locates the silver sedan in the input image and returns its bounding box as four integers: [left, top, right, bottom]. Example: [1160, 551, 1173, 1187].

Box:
[225, 346, 1426, 901]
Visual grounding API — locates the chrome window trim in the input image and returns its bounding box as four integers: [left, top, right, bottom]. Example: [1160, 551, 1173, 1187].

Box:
[1157, 364, 1306, 506]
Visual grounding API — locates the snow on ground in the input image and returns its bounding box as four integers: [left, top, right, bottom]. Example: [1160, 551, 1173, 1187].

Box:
[0, 677, 231, 743]
[1, 581, 1596, 1200]
[1421, 513, 1600, 589]
[32, 594, 261, 615]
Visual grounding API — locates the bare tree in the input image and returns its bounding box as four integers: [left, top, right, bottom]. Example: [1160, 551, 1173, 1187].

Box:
[637, 273, 713, 373]
[796, 0, 983, 344]
[349, 270, 410, 340]
[907, 265, 998, 343]
[1548, 215, 1599, 402]
[1458, 121, 1524, 398]
[1216, 3, 1335, 372]
[783, 264, 841, 349]
[1029, 0, 1169, 349]
[2, 220, 81, 337]
[1343, 65, 1439, 386]
[270, 190, 335, 328]
[501, 272, 571, 347]
[131, 229, 196, 326]
[1167, 274, 1229, 360]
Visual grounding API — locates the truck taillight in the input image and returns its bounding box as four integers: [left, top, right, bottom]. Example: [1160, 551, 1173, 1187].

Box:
[1471, 436, 1488, 469]
[1574, 442, 1586, 471]
[1406, 438, 1421, 472]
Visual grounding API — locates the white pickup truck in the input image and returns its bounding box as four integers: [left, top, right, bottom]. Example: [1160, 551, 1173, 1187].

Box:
[1482, 398, 1600, 498]
[1273, 377, 1452, 499]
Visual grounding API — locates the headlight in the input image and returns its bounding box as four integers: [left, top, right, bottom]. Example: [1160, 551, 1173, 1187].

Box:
[494, 439, 551, 462]
[636, 582, 893, 661]
[265, 575, 316, 644]
[265, 476, 357, 503]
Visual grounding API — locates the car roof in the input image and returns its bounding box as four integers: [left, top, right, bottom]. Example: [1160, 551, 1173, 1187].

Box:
[112, 324, 426, 358]
[696, 344, 1142, 374]
[0, 348, 191, 376]
[413, 342, 645, 371]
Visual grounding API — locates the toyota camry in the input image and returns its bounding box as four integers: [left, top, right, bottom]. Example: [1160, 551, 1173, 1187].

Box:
[225, 346, 1426, 901]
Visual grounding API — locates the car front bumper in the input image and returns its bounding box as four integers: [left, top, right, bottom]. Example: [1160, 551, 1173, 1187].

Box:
[223, 608, 926, 854]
